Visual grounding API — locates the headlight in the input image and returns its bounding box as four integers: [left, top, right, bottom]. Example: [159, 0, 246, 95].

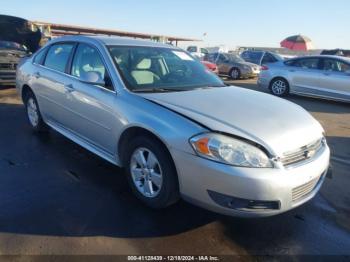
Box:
[243, 65, 251, 71]
[190, 133, 273, 168]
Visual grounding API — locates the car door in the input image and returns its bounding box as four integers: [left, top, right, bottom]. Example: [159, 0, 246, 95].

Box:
[261, 52, 278, 65]
[318, 58, 350, 101]
[31, 42, 77, 127]
[63, 43, 117, 154]
[286, 57, 323, 94]
[216, 53, 230, 74]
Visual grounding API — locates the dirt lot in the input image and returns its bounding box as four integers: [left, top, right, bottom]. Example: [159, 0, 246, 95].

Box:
[0, 80, 349, 258]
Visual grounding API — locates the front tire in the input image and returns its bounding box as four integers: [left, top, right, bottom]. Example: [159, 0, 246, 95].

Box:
[229, 68, 241, 80]
[124, 135, 179, 209]
[270, 78, 289, 97]
[24, 91, 48, 132]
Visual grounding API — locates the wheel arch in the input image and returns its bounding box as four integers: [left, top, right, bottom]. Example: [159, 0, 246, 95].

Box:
[117, 125, 180, 192]
[229, 66, 241, 79]
[21, 84, 34, 102]
[118, 126, 175, 167]
[269, 76, 290, 90]
[229, 66, 240, 74]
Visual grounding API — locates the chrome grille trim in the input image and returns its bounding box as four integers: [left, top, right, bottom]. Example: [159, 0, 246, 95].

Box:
[0, 63, 13, 70]
[280, 138, 324, 166]
[292, 176, 321, 202]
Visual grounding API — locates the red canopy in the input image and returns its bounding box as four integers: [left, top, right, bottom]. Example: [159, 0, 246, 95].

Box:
[280, 35, 314, 51]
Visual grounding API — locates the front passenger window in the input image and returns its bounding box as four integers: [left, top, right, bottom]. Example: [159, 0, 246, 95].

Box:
[323, 59, 350, 73]
[71, 44, 113, 90]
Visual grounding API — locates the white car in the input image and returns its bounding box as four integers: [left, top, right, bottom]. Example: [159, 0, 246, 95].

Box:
[187, 45, 209, 59]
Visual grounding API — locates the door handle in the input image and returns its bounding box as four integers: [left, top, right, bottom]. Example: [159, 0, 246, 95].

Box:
[33, 72, 41, 79]
[64, 84, 75, 93]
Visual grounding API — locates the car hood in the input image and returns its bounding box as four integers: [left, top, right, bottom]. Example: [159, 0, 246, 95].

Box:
[0, 15, 42, 53]
[140, 86, 324, 156]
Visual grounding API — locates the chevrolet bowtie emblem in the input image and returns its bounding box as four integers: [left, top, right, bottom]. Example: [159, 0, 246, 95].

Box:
[304, 149, 315, 159]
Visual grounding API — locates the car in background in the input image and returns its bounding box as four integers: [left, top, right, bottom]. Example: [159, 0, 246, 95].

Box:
[240, 50, 284, 66]
[204, 52, 260, 79]
[187, 45, 209, 59]
[0, 15, 42, 85]
[201, 60, 219, 74]
[0, 40, 28, 85]
[258, 55, 350, 102]
[320, 49, 350, 58]
[17, 35, 330, 217]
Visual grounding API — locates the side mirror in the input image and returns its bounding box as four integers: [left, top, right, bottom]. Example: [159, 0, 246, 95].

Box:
[80, 71, 105, 86]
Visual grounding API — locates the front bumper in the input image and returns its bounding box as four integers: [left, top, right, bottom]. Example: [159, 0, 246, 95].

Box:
[172, 144, 330, 217]
[241, 68, 260, 78]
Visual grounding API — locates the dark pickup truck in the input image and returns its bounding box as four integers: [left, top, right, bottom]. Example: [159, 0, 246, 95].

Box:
[0, 41, 28, 85]
[0, 15, 41, 85]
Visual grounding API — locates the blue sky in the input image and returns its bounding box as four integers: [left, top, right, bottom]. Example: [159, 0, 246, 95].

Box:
[1, 0, 349, 49]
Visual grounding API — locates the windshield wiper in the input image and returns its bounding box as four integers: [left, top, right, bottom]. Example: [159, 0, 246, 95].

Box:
[132, 87, 189, 93]
[192, 85, 226, 90]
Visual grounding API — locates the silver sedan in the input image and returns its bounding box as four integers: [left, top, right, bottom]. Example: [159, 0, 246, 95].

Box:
[17, 36, 330, 217]
[258, 55, 350, 102]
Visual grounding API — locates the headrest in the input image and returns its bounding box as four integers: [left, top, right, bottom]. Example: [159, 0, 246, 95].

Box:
[136, 58, 151, 70]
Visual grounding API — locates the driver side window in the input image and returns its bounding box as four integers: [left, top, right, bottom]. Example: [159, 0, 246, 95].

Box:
[71, 43, 113, 90]
[218, 54, 227, 63]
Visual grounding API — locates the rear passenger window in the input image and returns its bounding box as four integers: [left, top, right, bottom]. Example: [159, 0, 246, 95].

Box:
[44, 43, 74, 73]
[287, 58, 319, 70]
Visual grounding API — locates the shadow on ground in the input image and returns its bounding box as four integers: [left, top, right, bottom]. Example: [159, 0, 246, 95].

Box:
[0, 96, 349, 255]
[0, 103, 218, 238]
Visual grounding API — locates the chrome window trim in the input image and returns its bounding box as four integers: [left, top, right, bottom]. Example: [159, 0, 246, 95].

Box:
[32, 40, 117, 94]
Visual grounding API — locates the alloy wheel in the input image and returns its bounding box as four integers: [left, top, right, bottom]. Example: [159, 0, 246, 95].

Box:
[27, 98, 39, 127]
[231, 69, 240, 79]
[271, 80, 287, 95]
[130, 147, 163, 198]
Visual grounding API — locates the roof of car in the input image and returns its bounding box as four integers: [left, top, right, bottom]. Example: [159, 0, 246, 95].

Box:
[48, 35, 179, 49]
[287, 55, 350, 63]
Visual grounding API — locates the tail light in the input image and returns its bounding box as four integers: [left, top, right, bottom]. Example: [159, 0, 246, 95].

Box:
[261, 65, 269, 71]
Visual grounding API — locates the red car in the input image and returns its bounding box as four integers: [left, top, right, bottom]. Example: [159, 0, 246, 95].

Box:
[201, 60, 219, 75]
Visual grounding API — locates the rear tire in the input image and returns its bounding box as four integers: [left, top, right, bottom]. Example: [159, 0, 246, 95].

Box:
[24, 91, 48, 132]
[269, 78, 289, 97]
[124, 135, 179, 209]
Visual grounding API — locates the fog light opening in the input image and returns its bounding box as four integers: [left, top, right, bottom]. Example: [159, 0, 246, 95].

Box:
[208, 190, 280, 211]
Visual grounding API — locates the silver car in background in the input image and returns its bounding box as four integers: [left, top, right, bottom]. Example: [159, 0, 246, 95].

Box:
[17, 36, 330, 217]
[258, 55, 350, 102]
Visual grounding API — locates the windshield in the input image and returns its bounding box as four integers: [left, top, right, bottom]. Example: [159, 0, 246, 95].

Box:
[0, 40, 26, 51]
[108, 46, 225, 92]
[226, 54, 245, 63]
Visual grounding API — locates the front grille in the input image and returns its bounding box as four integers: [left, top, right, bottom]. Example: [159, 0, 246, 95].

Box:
[292, 175, 321, 202]
[280, 138, 324, 166]
[0, 63, 15, 70]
